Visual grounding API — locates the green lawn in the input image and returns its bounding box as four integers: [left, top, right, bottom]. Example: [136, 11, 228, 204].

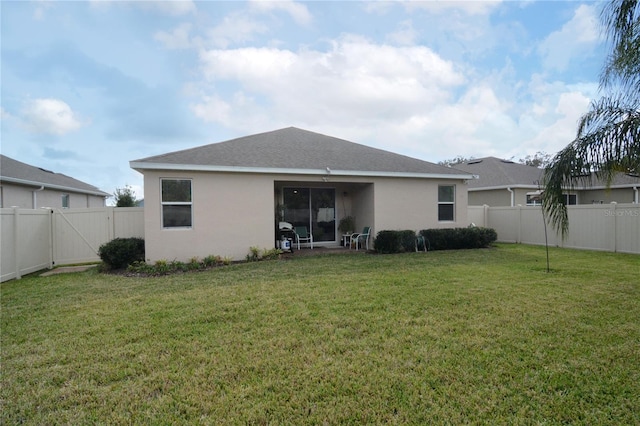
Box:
[2, 244, 639, 425]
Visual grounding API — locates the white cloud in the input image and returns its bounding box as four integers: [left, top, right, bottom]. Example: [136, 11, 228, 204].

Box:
[249, 0, 312, 26]
[538, 4, 600, 72]
[21, 98, 86, 135]
[155, 23, 193, 50]
[33, 0, 55, 21]
[386, 20, 418, 46]
[136, 0, 196, 16]
[197, 37, 464, 106]
[205, 13, 270, 49]
[403, 0, 503, 17]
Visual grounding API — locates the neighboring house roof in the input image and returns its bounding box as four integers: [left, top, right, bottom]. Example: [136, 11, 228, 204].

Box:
[453, 157, 544, 191]
[454, 156, 639, 191]
[130, 127, 474, 180]
[0, 155, 109, 197]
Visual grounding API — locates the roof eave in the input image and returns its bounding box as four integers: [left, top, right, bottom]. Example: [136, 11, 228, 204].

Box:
[129, 161, 476, 181]
[0, 176, 109, 197]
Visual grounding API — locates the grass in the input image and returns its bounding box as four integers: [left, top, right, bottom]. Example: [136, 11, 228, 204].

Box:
[2, 244, 639, 425]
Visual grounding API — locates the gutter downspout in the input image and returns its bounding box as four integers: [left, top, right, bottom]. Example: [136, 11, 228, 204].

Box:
[32, 185, 44, 209]
[634, 186, 638, 204]
[507, 187, 515, 207]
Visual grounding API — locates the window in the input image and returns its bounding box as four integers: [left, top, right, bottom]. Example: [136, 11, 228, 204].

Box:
[161, 179, 192, 228]
[62, 194, 70, 208]
[438, 185, 455, 221]
[526, 195, 542, 206]
[563, 194, 577, 205]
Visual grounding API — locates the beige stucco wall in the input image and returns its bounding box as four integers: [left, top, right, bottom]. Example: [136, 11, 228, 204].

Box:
[141, 170, 470, 262]
[0, 183, 106, 209]
[579, 188, 636, 204]
[143, 170, 275, 263]
[374, 178, 469, 232]
[468, 188, 535, 207]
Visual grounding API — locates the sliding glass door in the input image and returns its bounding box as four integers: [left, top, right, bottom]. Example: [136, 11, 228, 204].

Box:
[283, 188, 335, 243]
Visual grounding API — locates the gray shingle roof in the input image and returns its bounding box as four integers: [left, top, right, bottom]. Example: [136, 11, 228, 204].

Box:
[131, 127, 472, 178]
[454, 157, 544, 189]
[454, 156, 639, 190]
[0, 155, 109, 196]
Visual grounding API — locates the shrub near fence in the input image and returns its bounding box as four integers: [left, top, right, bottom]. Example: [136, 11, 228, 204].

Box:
[419, 227, 497, 251]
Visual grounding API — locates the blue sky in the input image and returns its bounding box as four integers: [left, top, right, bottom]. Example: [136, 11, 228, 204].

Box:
[1, 1, 607, 202]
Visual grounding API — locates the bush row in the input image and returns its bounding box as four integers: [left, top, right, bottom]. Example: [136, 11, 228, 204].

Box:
[420, 227, 497, 251]
[99, 238, 283, 275]
[373, 227, 497, 254]
[127, 255, 233, 276]
[373, 230, 419, 254]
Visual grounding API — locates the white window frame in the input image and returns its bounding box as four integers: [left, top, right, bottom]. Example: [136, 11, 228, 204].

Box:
[161, 178, 193, 229]
[438, 185, 455, 222]
[62, 194, 70, 208]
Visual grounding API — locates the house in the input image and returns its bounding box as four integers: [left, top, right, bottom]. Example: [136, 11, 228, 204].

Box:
[130, 127, 475, 262]
[454, 157, 544, 206]
[0, 155, 109, 209]
[454, 156, 640, 206]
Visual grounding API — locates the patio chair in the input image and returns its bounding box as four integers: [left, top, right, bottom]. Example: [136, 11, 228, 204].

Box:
[350, 226, 371, 251]
[294, 226, 314, 250]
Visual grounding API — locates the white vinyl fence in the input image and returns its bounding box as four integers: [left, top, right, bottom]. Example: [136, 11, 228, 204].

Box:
[469, 203, 639, 254]
[1, 207, 144, 282]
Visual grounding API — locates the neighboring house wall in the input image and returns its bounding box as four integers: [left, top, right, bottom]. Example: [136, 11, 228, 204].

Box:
[469, 188, 538, 207]
[469, 189, 511, 207]
[0, 182, 106, 209]
[579, 188, 637, 204]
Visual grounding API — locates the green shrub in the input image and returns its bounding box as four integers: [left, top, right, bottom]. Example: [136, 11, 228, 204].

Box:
[374, 231, 402, 254]
[419, 227, 497, 250]
[374, 230, 420, 254]
[98, 238, 145, 270]
[398, 230, 417, 252]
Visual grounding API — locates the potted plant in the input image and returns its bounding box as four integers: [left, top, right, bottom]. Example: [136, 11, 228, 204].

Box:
[338, 215, 355, 234]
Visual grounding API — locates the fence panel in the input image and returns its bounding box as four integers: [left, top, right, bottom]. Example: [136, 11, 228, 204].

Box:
[612, 204, 640, 254]
[1, 208, 52, 281]
[564, 205, 614, 252]
[467, 206, 487, 227]
[519, 207, 560, 247]
[470, 203, 639, 254]
[1, 207, 144, 282]
[486, 207, 520, 243]
[52, 208, 111, 265]
[113, 207, 145, 238]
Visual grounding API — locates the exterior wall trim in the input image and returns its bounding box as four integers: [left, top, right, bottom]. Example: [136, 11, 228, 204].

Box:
[130, 162, 476, 181]
[0, 176, 108, 197]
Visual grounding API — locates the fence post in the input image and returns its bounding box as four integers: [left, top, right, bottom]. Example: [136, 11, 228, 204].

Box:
[13, 207, 21, 280]
[516, 204, 522, 244]
[107, 206, 115, 241]
[610, 202, 617, 252]
[47, 208, 54, 269]
[483, 204, 489, 228]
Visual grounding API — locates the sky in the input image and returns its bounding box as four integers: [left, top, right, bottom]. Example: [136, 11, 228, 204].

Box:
[1, 0, 609, 204]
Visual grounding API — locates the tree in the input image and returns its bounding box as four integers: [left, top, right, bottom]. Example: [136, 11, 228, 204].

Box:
[542, 0, 640, 237]
[438, 156, 475, 167]
[518, 151, 552, 168]
[113, 185, 137, 207]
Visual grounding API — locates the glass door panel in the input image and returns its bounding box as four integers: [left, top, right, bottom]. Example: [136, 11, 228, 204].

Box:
[283, 187, 335, 243]
[311, 188, 335, 242]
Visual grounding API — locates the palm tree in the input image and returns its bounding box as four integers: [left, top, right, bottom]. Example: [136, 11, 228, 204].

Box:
[542, 0, 640, 237]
